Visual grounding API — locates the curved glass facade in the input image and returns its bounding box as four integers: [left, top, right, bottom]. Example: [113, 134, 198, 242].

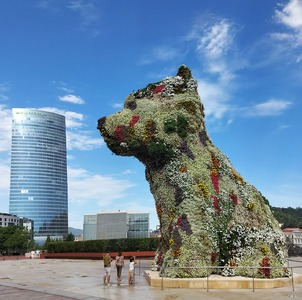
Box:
[9, 108, 68, 242]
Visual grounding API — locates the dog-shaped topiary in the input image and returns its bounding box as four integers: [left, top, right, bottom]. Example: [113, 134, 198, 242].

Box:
[97, 66, 287, 278]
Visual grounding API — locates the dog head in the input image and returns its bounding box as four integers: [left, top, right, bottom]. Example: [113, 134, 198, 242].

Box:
[97, 65, 209, 169]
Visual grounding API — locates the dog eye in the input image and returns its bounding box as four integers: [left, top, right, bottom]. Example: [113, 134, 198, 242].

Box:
[125, 100, 137, 110]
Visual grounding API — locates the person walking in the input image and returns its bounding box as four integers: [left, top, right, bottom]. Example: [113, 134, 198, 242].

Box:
[115, 251, 124, 285]
[128, 256, 136, 285]
[103, 251, 113, 286]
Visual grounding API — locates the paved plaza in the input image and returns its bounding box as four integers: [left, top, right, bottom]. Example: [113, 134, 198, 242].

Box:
[0, 257, 302, 299]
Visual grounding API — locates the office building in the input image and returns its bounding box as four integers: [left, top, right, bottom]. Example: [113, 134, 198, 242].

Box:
[83, 210, 149, 240]
[0, 212, 33, 230]
[127, 212, 150, 238]
[9, 108, 68, 244]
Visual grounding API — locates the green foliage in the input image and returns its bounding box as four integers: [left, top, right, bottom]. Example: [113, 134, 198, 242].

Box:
[262, 195, 270, 207]
[0, 226, 32, 254]
[176, 114, 189, 138]
[163, 114, 189, 138]
[177, 65, 193, 80]
[148, 141, 174, 160]
[64, 232, 75, 242]
[164, 118, 177, 133]
[45, 237, 159, 253]
[176, 100, 197, 115]
[272, 207, 302, 228]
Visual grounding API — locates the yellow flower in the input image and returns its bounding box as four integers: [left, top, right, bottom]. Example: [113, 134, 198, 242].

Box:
[197, 183, 209, 198]
[247, 202, 254, 210]
[260, 244, 269, 255]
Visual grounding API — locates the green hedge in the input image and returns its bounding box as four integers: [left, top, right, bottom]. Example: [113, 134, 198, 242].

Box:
[45, 237, 159, 253]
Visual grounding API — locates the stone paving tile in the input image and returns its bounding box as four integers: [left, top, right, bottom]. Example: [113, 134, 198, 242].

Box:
[0, 285, 80, 300]
[0, 257, 302, 300]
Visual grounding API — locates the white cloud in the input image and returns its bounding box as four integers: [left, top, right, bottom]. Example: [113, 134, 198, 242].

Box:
[0, 157, 10, 214]
[0, 83, 10, 101]
[56, 81, 74, 93]
[188, 15, 247, 85]
[184, 17, 240, 123]
[68, 167, 135, 206]
[67, 131, 102, 151]
[152, 46, 180, 61]
[0, 105, 12, 152]
[40, 107, 84, 127]
[113, 103, 123, 109]
[197, 80, 231, 119]
[275, 0, 302, 30]
[278, 124, 290, 130]
[59, 94, 85, 104]
[273, 0, 302, 46]
[122, 169, 135, 175]
[264, 180, 302, 208]
[40, 107, 102, 151]
[0, 105, 102, 154]
[37, 0, 58, 11]
[0, 158, 10, 191]
[37, 0, 101, 36]
[67, 0, 100, 34]
[247, 99, 292, 116]
[65, 111, 85, 128]
[139, 45, 182, 65]
[197, 19, 234, 58]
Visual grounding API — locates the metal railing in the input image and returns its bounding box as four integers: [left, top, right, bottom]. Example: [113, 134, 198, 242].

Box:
[134, 259, 302, 292]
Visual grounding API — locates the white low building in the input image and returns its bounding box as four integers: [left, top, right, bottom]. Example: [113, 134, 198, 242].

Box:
[0, 212, 33, 232]
[282, 228, 302, 245]
[83, 210, 149, 241]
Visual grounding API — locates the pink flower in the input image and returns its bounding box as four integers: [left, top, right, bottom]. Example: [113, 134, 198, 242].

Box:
[152, 85, 165, 94]
[129, 115, 140, 126]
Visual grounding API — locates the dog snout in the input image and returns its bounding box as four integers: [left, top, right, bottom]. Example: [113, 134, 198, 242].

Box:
[97, 116, 106, 131]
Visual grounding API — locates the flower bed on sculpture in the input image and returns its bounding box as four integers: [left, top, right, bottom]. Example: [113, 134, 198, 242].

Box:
[97, 65, 288, 278]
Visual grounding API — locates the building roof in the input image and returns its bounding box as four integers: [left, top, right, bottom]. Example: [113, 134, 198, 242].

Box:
[282, 228, 302, 233]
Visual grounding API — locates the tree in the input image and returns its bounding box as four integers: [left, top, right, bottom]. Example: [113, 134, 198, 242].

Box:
[42, 235, 52, 250]
[64, 232, 75, 242]
[272, 207, 302, 228]
[0, 226, 32, 254]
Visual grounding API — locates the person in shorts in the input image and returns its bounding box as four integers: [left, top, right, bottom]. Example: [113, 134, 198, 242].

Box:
[128, 256, 136, 285]
[103, 251, 113, 286]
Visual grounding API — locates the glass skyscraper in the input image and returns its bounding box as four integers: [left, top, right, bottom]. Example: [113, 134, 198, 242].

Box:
[9, 108, 68, 244]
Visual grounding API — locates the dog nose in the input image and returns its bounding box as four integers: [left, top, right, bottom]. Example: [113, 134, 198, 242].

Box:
[97, 116, 106, 131]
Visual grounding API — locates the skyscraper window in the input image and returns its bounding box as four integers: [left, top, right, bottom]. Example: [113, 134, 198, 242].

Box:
[9, 108, 68, 244]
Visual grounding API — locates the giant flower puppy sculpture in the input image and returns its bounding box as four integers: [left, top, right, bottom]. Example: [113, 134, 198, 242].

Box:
[97, 66, 287, 278]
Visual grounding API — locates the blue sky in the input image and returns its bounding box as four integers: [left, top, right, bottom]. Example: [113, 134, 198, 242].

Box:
[0, 0, 301, 230]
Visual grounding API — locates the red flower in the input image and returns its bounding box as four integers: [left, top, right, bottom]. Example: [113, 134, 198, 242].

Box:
[211, 172, 220, 193]
[229, 194, 238, 205]
[153, 85, 166, 94]
[210, 252, 217, 264]
[114, 125, 124, 143]
[258, 256, 271, 277]
[211, 196, 220, 215]
[129, 115, 140, 126]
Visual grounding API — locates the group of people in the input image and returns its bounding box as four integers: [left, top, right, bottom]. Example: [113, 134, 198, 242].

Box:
[103, 251, 136, 286]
